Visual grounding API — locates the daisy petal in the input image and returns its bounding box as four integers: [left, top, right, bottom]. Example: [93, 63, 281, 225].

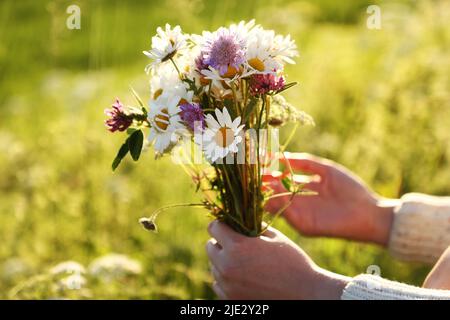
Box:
[205, 114, 221, 130]
[222, 107, 233, 127]
[147, 127, 155, 140]
[236, 124, 245, 133]
[232, 116, 242, 129]
[215, 108, 225, 127]
[158, 134, 171, 152]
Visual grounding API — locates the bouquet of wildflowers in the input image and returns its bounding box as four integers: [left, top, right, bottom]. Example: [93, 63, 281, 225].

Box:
[104, 21, 313, 236]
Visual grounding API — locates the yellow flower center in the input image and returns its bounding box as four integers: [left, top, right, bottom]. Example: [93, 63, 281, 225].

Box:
[178, 98, 188, 106]
[248, 58, 265, 72]
[200, 76, 211, 86]
[153, 89, 163, 100]
[154, 108, 170, 131]
[214, 127, 234, 148]
[222, 66, 239, 78]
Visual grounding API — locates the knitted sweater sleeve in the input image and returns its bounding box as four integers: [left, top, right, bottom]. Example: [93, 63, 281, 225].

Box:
[341, 274, 450, 300]
[341, 193, 450, 300]
[388, 193, 450, 264]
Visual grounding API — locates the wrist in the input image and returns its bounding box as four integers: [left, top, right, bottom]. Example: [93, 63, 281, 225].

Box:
[368, 197, 398, 247]
[311, 267, 351, 300]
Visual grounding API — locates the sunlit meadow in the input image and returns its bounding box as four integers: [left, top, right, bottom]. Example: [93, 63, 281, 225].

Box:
[0, 0, 449, 299]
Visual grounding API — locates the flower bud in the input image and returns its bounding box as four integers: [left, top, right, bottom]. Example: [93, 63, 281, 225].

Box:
[139, 217, 157, 232]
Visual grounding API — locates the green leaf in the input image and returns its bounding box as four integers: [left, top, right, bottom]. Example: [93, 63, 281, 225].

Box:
[129, 85, 144, 107]
[281, 177, 292, 192]
[201, 92, 209, 109]
[126, 128, 137, 135]
[128, 130, 144, 161]
[223, 99, 234, 111]
[275, 82, 297, 94]
[223, 99, 239, 119]
[112, 141, 129, 171]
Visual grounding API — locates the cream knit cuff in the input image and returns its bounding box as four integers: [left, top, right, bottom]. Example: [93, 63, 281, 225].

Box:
[388, 193, 450, 264]
[341, 274, 450, 300]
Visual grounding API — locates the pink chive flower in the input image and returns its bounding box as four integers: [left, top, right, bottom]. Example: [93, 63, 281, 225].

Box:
[180, 102, 205, 132]
[104, 99, 133, 132]
[249, 74, 285, 96]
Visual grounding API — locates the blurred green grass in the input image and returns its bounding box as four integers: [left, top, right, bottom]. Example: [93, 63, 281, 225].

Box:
[0, 0, 449, 299]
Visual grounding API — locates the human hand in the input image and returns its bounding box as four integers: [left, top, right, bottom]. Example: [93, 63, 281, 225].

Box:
[264, 153, 396, 246]
[423, 246, 450, 290]
[206, 220, 349, 300]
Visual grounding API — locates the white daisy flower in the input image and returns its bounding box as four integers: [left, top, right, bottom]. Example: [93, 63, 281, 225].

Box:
[143, 24, 188, 73]
[200, 66, 231, 86]
[209, 82, 234, 101]
[201, 65, 253, 87]
[184, 43, 208, 87]
[272, 33, 298, 64]
[147, 94, 185, 155]
[229, 19, 257, 38]
[246, 28, 281, 74]
[150, 64, 194, 104]
[198, 107, 245, 162]
[150, 63, 181, 99]
[200, 68, 244, 102]
[245, 27, 298, 74]
[173, 85, 194, 106]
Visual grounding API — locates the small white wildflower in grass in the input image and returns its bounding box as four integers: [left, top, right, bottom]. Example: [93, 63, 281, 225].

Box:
[50, 261, 86, 276]
[58, 274, 87, 290]
[88, 253, 142, 281]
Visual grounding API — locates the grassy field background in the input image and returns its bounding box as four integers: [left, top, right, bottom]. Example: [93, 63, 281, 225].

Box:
[0, 0, 449, 299]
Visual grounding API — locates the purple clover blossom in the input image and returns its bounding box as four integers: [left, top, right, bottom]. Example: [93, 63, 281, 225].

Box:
[180, 102, 205, 132]
[104, 98, 133, 132]
[249, 74, 286, 96]
[202, 28, 246, 76]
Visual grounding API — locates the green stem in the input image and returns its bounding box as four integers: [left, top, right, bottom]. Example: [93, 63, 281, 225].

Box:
[170, 58, 182, 77]
[214, 166, 228, 215]
[143, 203, 207, 229]
[266, 191, 295, 200]
[281, 122, 300, 153]
[220, 164, 243, 224]
[231, 83, 241, 115]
